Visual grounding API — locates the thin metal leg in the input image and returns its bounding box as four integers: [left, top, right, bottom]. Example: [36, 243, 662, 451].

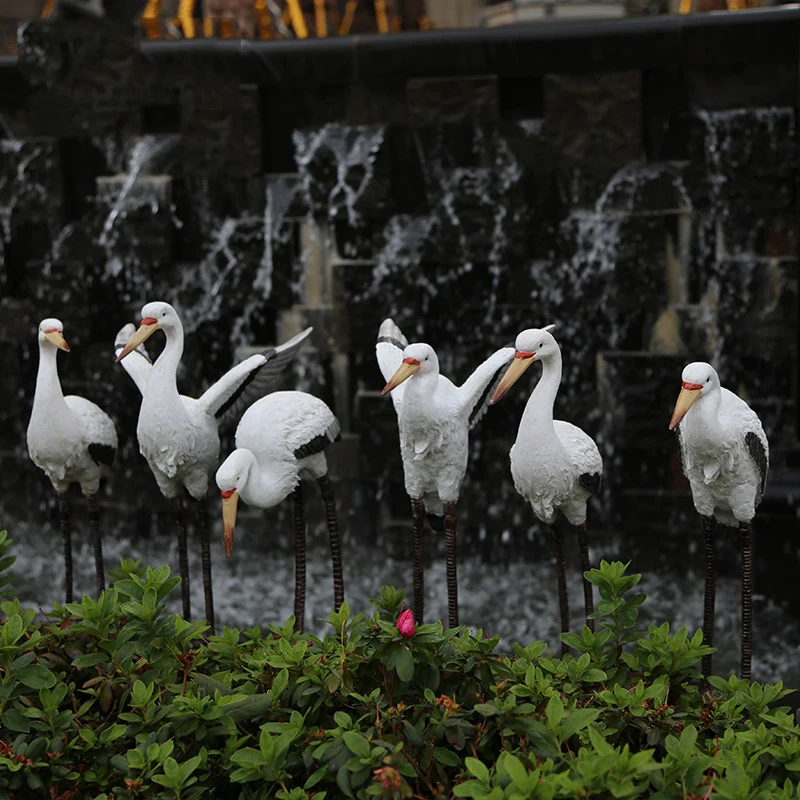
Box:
[58, 491, 73, 604]
[444, 501, 459, 628]
[197, 499, 215, 635]
[553, 522, 570, 654]
[577, 521, 594, 633]
[740, 520, 753, 681]
[701, 515, 716, 679]
[410, 497, 425, 623]
[170, 496, 191, 620]
[318, 474, 344, 610]
[86, 492, 105, 596]
[292, 484, 307, 633]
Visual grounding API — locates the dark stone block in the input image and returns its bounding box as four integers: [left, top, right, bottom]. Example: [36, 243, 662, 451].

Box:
[685, 63, 798, 113]
[642, 67, 690, 162]
[180, 86, 262, 178]
[688, 106, 797, 215]
[406, 75, 499, 127]
[16, 19, 151, 138]
[346, 81, 408, 126]
[543, 71, 642, 169]
[712, 258, 798, 420]
[597, 352, 688, 498]
[498, 75, 544, 123]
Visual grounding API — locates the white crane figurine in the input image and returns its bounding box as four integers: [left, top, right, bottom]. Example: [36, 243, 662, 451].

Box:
[115, 302, 312, 634]
[377, 318, 515, 628]
[27, 318, 117, 601]
[490, 326, 601, 649]
[215, 391, 343, 631]
[669, 361, 768, 681]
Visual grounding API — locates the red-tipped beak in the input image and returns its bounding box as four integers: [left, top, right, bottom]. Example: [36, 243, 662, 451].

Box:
[116, 318, 159, 362]
[44, 329, 70, 351]
[382, 358, 421, 395]
[491, 351, 536, 404]
[669, 385, 702, 430]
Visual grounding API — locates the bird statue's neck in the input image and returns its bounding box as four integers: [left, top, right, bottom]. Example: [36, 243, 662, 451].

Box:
[33, 343, 69, 415]
[689, 387, 724, 438]
[239, 451, 298, 509]
[149, 324, 184, 397]
[521, 351, 562, 434]
[403, 369, 439, 407]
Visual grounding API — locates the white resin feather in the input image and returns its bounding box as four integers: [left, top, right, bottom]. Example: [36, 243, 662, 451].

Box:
[27, 318, 117, 495]
[673, 362, 768, 527]
[216, 391, 341, 510]
[499, 328, 602, 526]
[117, 301, 311, 499]
[377, 318, 514, 514]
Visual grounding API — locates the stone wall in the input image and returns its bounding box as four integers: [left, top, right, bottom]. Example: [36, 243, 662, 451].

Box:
[0, 12, 798, 590]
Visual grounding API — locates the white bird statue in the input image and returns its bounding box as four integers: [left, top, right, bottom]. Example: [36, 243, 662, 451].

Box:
[27, 318, 118, 601]
[669, 361, 768, 681]
[215, 391, 343, 632]
[115, 302, 312, 634]
[377, 318, 515, 628]
[490, 326, 602, 649]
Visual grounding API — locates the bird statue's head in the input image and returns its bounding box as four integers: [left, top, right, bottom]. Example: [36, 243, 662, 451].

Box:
[37, 318, 70, 352]
[381, 342, 438, 396]
[115, 301, 181, 363]
[669, 361, 720, 430]
[215, 450, 255, 558]
[490, 325, 557, 404]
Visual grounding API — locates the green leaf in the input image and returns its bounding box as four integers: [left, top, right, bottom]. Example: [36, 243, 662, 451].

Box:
[545, 693, 564, 732]
[395, 647, 414, 682]
[15, 664, 56, 689]
[501, 753, 528, 787]
[1, 707, 30, 733]
[465, 757, 490, 785]
[334, 711, 352, 730]
[453, 779, 490, 797]
[343, 731, 371, 759]
[434, 748, 460, 766]
[558, 709, 600, 742]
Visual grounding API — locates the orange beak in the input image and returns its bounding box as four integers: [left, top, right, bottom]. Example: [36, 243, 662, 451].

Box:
[221, 489, 239, 558]
[44, 329, 70, 352]
[669, 382, 703, 430]
[115, 317, 159, 362]
[381, 357, 420, 396]
[490, 351, 535, 404]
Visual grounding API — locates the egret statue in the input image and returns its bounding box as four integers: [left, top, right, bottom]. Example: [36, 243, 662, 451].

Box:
[115, 302, 312, 633]
[377, 318, 515, 627]
[215, 391, 343, 632]
[27, 318, 117, 601]
[490, 326, 601, 649]
[669, 361, 768, 681]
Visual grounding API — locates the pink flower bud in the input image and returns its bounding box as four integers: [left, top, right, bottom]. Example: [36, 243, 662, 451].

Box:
[396, 608, 415, 638]
[374, 766, 401, 791]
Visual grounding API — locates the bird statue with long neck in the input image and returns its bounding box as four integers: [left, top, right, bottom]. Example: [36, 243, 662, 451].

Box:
[377, 318, 515, 628]
[669, 361, 768, 681]
[216, 391, 343, 632]
[115, 302, 312, 633]
[27, 318, 117, 601]
[490, 326, 601, 649]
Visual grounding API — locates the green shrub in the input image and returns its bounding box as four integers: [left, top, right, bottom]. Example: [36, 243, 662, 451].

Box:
[0, 529, 797, 799]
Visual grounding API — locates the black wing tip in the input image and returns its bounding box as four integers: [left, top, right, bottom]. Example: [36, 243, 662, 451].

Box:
[88, 443, 116, 467]
[579, 471, 602, 496]
[469, 361, 508, 428]
[744, 430, 769, 496]
[426, 513, 445, 532]
[377, 334, 406, 351]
